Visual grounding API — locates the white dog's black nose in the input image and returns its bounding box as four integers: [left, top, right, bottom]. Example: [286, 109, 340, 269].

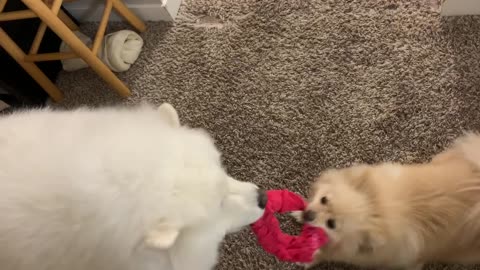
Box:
[257, 189, 268, 209]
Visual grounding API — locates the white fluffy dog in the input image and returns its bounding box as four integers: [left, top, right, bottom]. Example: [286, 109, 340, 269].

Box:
[0, 103, 266, 270]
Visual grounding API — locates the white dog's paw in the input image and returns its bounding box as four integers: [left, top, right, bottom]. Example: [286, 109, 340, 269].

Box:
[157, 103, 180, 128]
[144, 222, 180, 249]
[290, 210, 304, 223]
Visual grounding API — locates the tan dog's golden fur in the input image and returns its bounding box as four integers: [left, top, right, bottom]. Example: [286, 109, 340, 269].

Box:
[297, 133, 480, 270]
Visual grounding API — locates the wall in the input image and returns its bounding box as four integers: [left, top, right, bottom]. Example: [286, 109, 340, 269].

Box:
[441, 0, 480, 16]
[63, 0, 181, 22]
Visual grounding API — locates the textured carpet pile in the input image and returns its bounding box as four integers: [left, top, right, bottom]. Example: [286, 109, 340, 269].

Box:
[55, 0, 480, 269]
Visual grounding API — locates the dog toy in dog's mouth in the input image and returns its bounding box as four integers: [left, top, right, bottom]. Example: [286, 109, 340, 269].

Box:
[250, 189, 328, 263]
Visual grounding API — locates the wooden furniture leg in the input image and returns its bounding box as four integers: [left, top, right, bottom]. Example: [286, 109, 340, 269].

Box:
[58, 9, 79, 31]
[0, 0, 7, 12]
[0, 9, 37, 21]
[92, 0, 112, 55]
[29, 0, 64, 54]
[111, 0, 146, 32]
[21, 0, 131, 97]
[0, 28, 63, 102]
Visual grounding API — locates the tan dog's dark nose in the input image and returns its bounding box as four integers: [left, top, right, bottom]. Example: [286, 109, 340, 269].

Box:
[302, 210, 316, 222]
[257, 189, 268, 209]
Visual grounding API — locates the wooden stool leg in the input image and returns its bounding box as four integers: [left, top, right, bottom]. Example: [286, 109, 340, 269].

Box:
[58, 9, 79, 31]
[0, 0, 8, 12]
[0, 28, 63, 102]
[21, 0, 131, 97]
[111, 0, 146, 32]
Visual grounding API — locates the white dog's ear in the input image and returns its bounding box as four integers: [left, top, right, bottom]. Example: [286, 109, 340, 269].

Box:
[144, 222, 180, 249]
[157, 103, 180, 128]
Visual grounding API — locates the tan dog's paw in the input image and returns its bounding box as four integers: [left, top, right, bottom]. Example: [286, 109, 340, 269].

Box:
[294, 262, 308, 268]
[295, 261, 315, 270]
[302, 249, 323, 269]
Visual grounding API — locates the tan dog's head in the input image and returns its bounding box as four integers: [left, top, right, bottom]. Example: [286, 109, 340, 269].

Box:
[305, 165, 385, 251]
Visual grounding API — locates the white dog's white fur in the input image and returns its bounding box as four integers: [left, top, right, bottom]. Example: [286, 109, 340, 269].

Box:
[0, 103, 264, 270]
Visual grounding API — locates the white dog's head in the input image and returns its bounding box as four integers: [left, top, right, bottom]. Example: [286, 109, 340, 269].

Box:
[144, 103, 267, 252]
[219, 176, 267, 233]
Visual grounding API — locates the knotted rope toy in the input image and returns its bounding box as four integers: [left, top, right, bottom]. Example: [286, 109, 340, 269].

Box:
[251, 190, 329, 263]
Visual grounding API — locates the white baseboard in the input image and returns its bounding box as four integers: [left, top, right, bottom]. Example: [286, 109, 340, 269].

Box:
[441, 0, 480, 16]
[64, 0, 181, 22]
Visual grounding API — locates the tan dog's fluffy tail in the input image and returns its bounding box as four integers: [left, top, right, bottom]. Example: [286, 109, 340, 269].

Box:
[454, 132, 480, 169]
[443, 132, 480, 249]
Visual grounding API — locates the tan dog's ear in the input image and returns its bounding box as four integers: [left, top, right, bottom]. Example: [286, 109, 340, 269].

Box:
[309, 170, 333, 197]
[343, 165, 372, 191]
[144, 222, 180, 249]
[157, 103, 180, 128]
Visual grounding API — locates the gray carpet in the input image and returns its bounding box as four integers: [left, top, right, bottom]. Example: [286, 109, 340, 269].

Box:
[54, 0, 480, 269]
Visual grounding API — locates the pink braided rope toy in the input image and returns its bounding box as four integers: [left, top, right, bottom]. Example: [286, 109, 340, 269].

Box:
[251, 190, 329, 263]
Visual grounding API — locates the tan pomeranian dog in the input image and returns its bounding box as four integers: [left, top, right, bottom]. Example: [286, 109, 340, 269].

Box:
[293, 133, 480, 270]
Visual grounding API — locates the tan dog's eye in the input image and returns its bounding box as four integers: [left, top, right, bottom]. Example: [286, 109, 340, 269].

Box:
[326, 218, 336, 229]
[320, 196, 328, 205]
